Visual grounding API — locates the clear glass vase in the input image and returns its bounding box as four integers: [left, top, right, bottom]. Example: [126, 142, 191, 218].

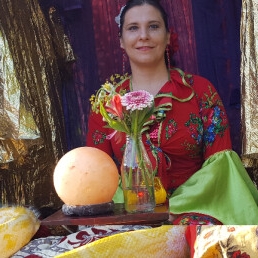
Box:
[121, 134, 155, 213]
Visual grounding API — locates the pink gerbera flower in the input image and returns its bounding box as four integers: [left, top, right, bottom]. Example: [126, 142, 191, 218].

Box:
[121, 90, 154, 111]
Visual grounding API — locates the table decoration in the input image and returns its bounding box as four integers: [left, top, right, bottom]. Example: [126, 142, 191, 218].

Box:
[91, 75, 156, 213]
[53, 146, 119, 216]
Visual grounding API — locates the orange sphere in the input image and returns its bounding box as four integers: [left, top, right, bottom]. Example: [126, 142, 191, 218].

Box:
[53, 147, 119, 205]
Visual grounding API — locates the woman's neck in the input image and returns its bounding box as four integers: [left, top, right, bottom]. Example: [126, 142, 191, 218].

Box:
[130, 64, 170, 96]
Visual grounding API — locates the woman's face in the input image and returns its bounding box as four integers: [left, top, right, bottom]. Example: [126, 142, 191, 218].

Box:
[120, 4, 170, 68]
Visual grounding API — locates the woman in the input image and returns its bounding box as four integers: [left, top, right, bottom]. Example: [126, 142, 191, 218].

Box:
[86, 0, 258, 225]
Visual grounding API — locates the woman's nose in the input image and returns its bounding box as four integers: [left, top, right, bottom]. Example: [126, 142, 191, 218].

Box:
[139, 28, 149, 40]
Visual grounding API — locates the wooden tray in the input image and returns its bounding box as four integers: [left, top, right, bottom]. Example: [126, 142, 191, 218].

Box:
[41, 203, 169, 226]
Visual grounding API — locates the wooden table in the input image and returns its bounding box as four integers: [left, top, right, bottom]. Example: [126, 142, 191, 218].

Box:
[41, 203, 169, 226]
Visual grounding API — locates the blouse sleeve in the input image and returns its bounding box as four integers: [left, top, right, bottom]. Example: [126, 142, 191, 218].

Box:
[86, 111, 113, 156]
[193, 75, 232, 160]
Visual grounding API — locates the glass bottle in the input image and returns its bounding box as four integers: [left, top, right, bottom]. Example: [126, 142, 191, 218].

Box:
[121, 134, 155, 213]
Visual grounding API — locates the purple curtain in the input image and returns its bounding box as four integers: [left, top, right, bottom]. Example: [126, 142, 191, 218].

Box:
[192, 0, 242, 154]
[42, 0, 242, 154]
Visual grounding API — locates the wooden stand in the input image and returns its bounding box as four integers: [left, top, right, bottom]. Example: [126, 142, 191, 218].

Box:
[41, 203, 169, 226]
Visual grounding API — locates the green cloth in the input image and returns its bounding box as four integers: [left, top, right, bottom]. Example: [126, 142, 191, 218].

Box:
[169, 150, 258, 225]
[113, 178, 124, 203]
[113, 150, 258, 224]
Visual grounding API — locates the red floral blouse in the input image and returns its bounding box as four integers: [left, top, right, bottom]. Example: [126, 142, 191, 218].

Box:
[86, 68, 232, 192]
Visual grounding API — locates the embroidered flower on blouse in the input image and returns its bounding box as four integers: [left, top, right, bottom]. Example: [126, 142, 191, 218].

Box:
[204, 106, 228, 146]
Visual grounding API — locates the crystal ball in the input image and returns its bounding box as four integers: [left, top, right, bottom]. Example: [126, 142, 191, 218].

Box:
[53, 147, 119, 205]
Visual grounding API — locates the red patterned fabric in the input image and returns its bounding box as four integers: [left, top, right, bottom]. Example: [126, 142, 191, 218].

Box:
[173, 213, 222, 225]
[86, 68, 232, 191]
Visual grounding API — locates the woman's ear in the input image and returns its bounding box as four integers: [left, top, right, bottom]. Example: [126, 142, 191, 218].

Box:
[120, 38, 124, 49]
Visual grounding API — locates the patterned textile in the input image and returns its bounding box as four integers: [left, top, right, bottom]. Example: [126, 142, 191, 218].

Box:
[241, 0, 258, 164]
[12, 225, 151, 258]
[172, 212, 222, 225]
[10, 224, 258, 257]
[194, 225, 258, 258]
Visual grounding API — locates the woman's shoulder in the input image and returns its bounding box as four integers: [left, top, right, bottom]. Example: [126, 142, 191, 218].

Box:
[170, 68, 218, 96]
[170, 67, 212, 85]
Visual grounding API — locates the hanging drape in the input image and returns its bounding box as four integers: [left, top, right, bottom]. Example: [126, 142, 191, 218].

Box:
[192, 0, 242, 154]
[240, 0, 258, 172]
[0, 0, 71, 209]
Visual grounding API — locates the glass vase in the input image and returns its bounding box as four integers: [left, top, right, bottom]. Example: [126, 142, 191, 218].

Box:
[121, 134, 155, 213]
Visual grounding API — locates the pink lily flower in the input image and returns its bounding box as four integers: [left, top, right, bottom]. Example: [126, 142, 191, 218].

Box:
[105, 94, 124, 119]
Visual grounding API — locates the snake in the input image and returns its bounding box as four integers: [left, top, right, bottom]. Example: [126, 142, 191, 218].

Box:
[56, 225, 189, 258]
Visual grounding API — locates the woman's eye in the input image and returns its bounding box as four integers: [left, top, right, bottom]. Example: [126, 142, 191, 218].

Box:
[150, 24, 159, 30]
[128, 26, 138, 31]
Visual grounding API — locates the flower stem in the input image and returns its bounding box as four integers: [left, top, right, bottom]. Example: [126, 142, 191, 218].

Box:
[136, 137, 154, 199]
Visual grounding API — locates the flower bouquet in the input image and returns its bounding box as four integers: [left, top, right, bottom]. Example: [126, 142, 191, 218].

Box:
[91, 74, 156, 213]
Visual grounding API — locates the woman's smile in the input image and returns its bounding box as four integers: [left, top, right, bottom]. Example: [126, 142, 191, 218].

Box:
[136, 46, 154, 51]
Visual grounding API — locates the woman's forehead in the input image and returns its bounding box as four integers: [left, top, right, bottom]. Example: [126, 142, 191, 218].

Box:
[124, 4, 163, 24]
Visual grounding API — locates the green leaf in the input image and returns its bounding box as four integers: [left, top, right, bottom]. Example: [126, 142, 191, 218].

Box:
[137, 105, 155, 127]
